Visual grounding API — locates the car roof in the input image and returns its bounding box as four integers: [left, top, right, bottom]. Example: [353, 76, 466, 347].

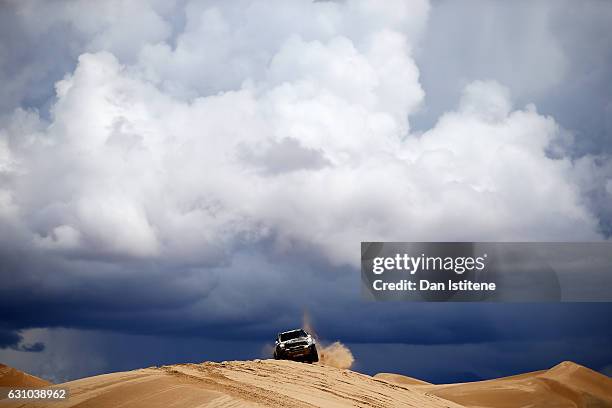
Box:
[279, 328, 305, 334]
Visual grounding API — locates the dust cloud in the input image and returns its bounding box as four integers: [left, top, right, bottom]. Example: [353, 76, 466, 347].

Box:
[303, 312, 355, 369]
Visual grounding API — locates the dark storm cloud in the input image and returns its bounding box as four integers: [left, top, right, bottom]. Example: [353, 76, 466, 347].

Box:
[0, 326, 44, 352]
[350, 334, 612, 383]
[0, 328, 21, 349]
[0, 0, 611, 383]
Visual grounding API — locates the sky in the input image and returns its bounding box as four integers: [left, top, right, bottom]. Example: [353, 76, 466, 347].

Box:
[0, 0, 611, 384]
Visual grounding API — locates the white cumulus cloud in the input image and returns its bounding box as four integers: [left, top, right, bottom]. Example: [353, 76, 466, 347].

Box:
[0, 0, 606, 273]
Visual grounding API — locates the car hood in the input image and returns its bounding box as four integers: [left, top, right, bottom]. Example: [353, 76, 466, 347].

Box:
[281, 338, 307, 344]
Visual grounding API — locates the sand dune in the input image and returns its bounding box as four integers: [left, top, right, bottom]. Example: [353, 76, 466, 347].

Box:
[1, 360, 463, 408]
[374, 372, 432, 386]
[2, 360, 610, 408]
[0, 364, 51, 388]
[419, 361, 612, 408]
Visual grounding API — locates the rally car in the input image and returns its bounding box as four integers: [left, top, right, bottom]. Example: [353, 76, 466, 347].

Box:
[273, 328, 319, 363]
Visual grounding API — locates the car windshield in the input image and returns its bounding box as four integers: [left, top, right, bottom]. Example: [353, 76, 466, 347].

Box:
[280, 330, 306, 341]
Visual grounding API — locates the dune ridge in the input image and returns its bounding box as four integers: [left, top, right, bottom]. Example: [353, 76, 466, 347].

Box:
[0, 364, 51, 388]
[419, 361, 612, 408]
[374, 372, 432, 386]
[1, 360, 462, 408]
[1, 360, 610, 408]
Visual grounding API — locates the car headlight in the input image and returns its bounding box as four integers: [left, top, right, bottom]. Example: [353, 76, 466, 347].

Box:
[279, 343, 285, 348]
[307, 336, 315, 345]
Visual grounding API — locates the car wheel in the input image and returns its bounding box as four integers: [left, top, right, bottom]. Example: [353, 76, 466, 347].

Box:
[310, 345, 319, 363]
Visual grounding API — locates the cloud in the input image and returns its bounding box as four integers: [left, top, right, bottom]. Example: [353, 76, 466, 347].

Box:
[0, 0, 606, 320]
[1, 49, 600, 268]
[238, 137, 331, 174]
[412, 1, 612, 229]
[350, 335, 612, 383]
[0, 327, 44, 352]
[0, 328, 22, 349]
[0, 0, 611, 382]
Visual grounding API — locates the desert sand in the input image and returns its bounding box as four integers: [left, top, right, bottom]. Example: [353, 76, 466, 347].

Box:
[0, 360, 462, 408]
[374, 372, 432, 386]
[417, 361, 612, 408]
[1, 360, 610, 408]
[0, 364, 50, 388]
